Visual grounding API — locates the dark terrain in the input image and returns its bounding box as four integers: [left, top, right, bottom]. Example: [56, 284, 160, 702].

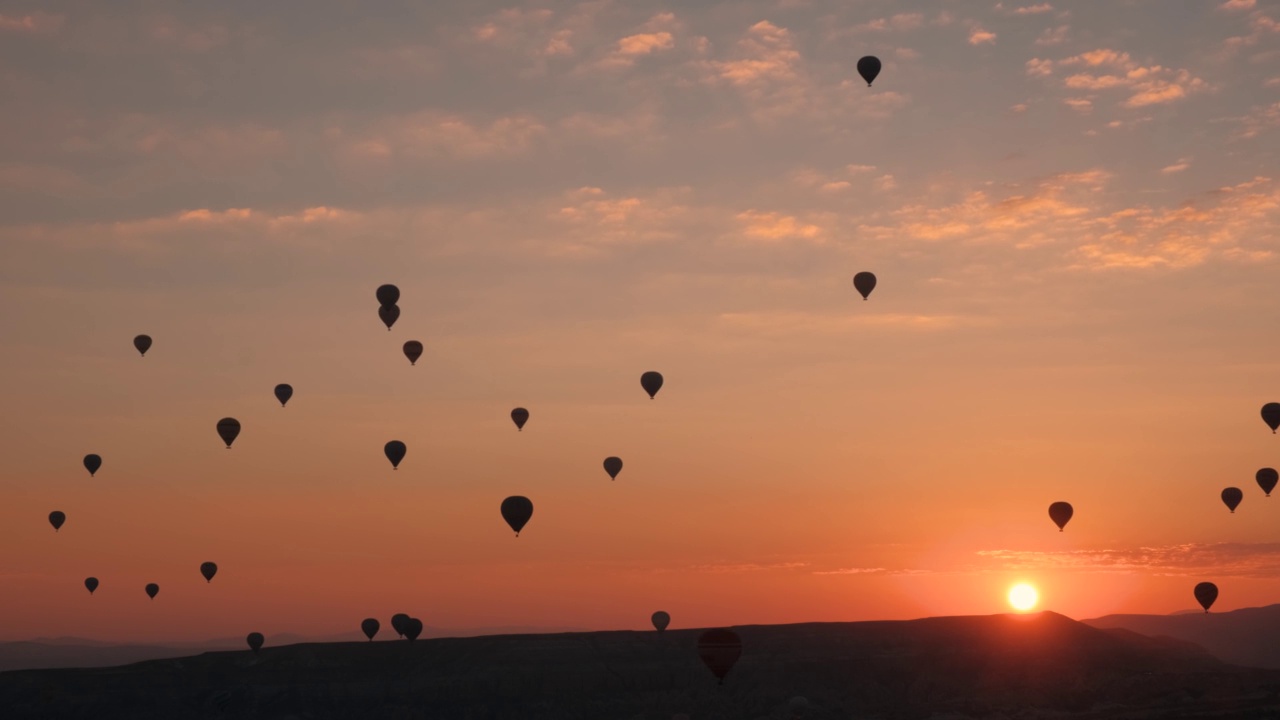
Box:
[1086, 603, 1280, 670]
[3, 612, 1280, 719]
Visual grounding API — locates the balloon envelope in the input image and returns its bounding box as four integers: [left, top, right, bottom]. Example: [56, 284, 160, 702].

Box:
[376, 284, 400, 307]
[641, 371, 664, 399]
[403, 341, 423, 365]
[403, 618, 423, 641]
[1222, 487, 1243, 513]
[1048, 502, 1073, 531]
[1259, 468, 1279, 497]
[216, 418, 241, 448]
[83, 454, 102, 477]
[274, 384, 293, 407]
[603, 456, 623, 480]
[84, 577, 98, 595]
[697, 629, 743, 684]
[501, 496, 534, 536]
[511, 407, 529, 431]
[49, 511, 65, 531]
[1194, 582, 1218, 612]
[378, 304, 400, 331]
[1264, 403, 1280, 433]
[391, 613, 410, 638]
[651, 611, 670, 632]
[247, 632, 264, 653]
[857, 55, 882, 86]
[145, 583, 159, 599]
[384, 440, 406, 469]
[133, 334, 152, 356]
[200, 562, 218, 583]
[853, 271, 877, 300]
[361, 618, 380, 641]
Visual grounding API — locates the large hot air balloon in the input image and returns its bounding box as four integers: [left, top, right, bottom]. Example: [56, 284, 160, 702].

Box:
[697, 629, 742, 685]
[216, 418, 241, 449]
[651, 611, 670, 633]
[603, 456, 623, 480]
[83, 454, 102, 477]
[1259, 468, 1279, 497]
[857, 56, 881, 86]
[1194, 582, 1218, 613]
[274, 384, 293, 407]
[853, 272, 877, 300]
[145, 583, 159, 599]
[200, 562, 218, 583]
[49, 511, 65, 532]
[133, 335, 152, 357]
[511, 407, 529, 431]
[1263, 403, 1280, 433]
[379, 304, 400, 331]
[247, 632, 264, 654]
[501, 496, 534, 536]
[376, 284, 400, 307]
[1222, 487, 1243, 513]
[362, 618, 380, 641]
[403, 618, 423, 641]
[403, 341, 423, 366]
[84, 577, 99, 595]
[641, 371, 664, 399]
[391, 613, 410, 638]
[385, 440, 406, 469]
[1048, 502, 1073, 532]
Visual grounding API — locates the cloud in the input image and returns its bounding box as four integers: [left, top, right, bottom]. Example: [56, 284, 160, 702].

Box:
[1161, 159, 1191, 174]
[343, 112, 547, 161]
[969, 27, 997, 45]
[1219, 0, 1256, 10]
[550, 186, 693, 252]
[0, 12, 64, 33]
[812, 567, 888, 575]
[735, 210, 822, 242]
[600, 31, 675, 68]
[718, 311, 977, 336]
[875, 174, 898, 191]
[1036, 49, 1209, 108]
[975, 542, 1280, 578]
[708, 20, 800, 86]
[845, 13, 925, 33]
[1222, 12, 1280, 56]
[846, 164, 877, 174]
[1234, 102, 1280, 139]
[1026, 58, 1055, 77]
[995, 3, 1055, 15]
[1063, 98, 1093, 113]
[687, 561, 810, 573]
[1036, 25, 1070, 46]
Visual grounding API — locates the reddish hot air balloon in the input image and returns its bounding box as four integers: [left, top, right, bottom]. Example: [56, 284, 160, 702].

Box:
[1194, 582, 1218, 613]
[511, 407, 529, 431]
[49, 511, 65, 532]
[403, 341, 423, 366]
[216, 418, 241, 449]
[200, 562, 218, 583]
[852, 272, 877, 300]
[641, 371, 664, 399]
[1258, 468, 1278, 497]
[1222, 487, 1243, 513]
[385, 440, 406, 469]
[83, 454, 102, 477]
[603, 456, 623, 480]
[274, 384, 293, 407]
[145, 583, 159, 599]
[133, 334, 152, 357]
[84, 577, 99, 595]
[501, 496, 533, 536]
[378, 304, 400, 331]
[697, 629, 742, 684]
[1048, 502, 1073, 532]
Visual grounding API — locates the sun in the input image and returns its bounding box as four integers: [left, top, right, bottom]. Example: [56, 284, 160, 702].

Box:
[1008, 583, 1039, 612]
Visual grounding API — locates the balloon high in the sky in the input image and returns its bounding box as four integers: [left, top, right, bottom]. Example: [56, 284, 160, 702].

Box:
[641, 371, 664, 399]
[391, 614, 410, 638]
[697, 629, 743, 685]
[84, 577, 98, 595]
[361, 618, 380, 641]
[403, 618, 423, 641]
[384, 440, 406, 469]
[83, 454, 101, 477]
[49, 511, 65, 532]
[133, 335, 152, 357]
[1263, 403, 1280, 433]
[1258, 468, 1279, 497]
[216, 418, 241, 449]
[200, 562, 218, 583]
[603, 457, 623, 480]
[501, 496, 533, 536]
[1048, 502, 1073, 532]
[376, 284, 400, 307]
[145, 583, 159, 599]
[853, 272, 877, 300]
[1222, 487, 1243, 513]
[857, 55, 881, 86]
[378, 304, 400, 331]
[651, 611, 670, 633]
[403, 341, 423, 366]
[1194, 582, 1218, 613]
[274, 384, 293, 407]
[511, 407, 529, 431]
[247, 632, 264, 654]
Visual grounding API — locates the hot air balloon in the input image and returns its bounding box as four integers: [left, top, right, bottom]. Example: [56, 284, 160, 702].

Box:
[403, 618, 423, 641]
[1194, 582, 1218, 613]
[403, 341, 423, 366]
[83, 454, 102, 477]
[200, 562, 218, 583]
[857, 55, 881, 86]
[641, 371, 664, 399]
[511, 407, 529, 431]
[376, 284, 400, 307]
[133, 335, 152, 357]
[84, 577, 99, 595]
[247, 632, 264, 654]
[1264, 403, 1280, 433]
[1259, 468, 1279, 497]
[274, 384, 293, 407]
[391, 614, 410, 638]
[501, 496, 533, 536]
[362, 618, 380, 641]
[652, 611, 670, 633]
[378, 304, 400, 331]
[1222, 487, 1243, 513]
[145, 583, 159, 599]
[216, 418, 241, 449]
[603, 456, 623, 480]
[853, 272, 877, 300]
[49, 511, 65, 532]
[697, 629, 743, 685]
[1048, 502, 1073, 532]
[384, 440, 406, 469]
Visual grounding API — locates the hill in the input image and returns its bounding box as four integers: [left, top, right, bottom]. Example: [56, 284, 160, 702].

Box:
[1085, 603, 1280, 670]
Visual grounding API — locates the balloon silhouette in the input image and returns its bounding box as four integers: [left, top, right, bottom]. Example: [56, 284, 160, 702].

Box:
[1258, 468, 1279, 497]
[651, 611, 670, 633]
[376, 284, 400, 307]
[247, 632, 264, 654]
[362, 618, 380, 641]
[83, 454, 102, 477]
[391, 613, 410, 638]
[274, 384, 293, 407]
[511, 407, 529, 431]
[49, 511, 65, 532]
[1194, 582, 1218, 613]
[1263, 403, 1280, 433]
[857, 55, 882, 86]
[200, 562, 218, 583]
[84, 577, 99, 595]
[501, 496, 533, 536]
[385, 441, 406, 470]
[697, 629, 743, 685]
[403, 618, 423, 641]
[603, 456, 623, 480]
[216, 418, 241, 449]
[379, 304, 400, 331]
[641, 371, 664, 399]
[1048, 502, 1073, 532]
[133, 335, 152, 357]
[1222, 487, 1243, 513]
[853, 272, 877, 300]
[145, 583, 159, 600]
[403, 341, 423, 366]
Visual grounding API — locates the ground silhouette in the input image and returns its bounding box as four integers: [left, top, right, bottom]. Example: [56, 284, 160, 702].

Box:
[1085, 603, 1280, 670]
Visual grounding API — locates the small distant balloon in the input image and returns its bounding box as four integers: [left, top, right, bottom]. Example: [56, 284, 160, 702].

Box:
[391, 613, 410, 638]
[133, 335, 152, 357]
[385, 440, 406, 470]
[1048, 502, 1073, 532]
[1258, 468, 1279, 497]
[403, 618, 423, 641]
[247, 632, 264, 654]
[362, 618, 380, 641]
[84, 577, 99, 595]
[376, 284, 400, 307]
[200, 562, 218, 583]
[651, 611, 670, 633]
[641, 371, 664, 399]
[274, 384, 293, 407]
[216, 418, 241, 449]
[378, 304, 400, 331]
[603, 456, 623, 480]
[1263, 403, 1280, 433]
[403, 341, 423, 366]
[1194, 582, 1218, 613]
[853, 272, 877, 300]
[49, 511, 65, 532]
[857, 55, 881, 86]
[83, 454, 102, 477]
[501, 496, 534, 536]
[145, 583, 159, 600]
[1222, 487, 1243, 513]
[697, 629, 743, 685]
[511, 407, 529, 431]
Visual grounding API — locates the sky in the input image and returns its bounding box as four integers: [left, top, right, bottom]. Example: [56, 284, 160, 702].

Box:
[2, 0, 1280, 643]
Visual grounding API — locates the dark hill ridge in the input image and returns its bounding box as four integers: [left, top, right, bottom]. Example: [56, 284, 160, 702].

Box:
[1085, 602, 1280, 670]
[3, 612, 1279, 719]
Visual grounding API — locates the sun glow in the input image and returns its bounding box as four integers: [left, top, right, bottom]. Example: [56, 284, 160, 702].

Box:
[1008, 583, 1039, 612]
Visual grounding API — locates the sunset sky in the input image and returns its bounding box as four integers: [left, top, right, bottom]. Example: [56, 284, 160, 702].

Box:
[3, 0, 1280, 643]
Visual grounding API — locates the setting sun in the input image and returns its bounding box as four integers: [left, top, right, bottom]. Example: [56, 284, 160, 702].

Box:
[1008, 584, 1039, 612]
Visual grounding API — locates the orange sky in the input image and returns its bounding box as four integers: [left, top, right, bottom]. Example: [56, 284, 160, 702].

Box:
[2, 0, 1280, 642]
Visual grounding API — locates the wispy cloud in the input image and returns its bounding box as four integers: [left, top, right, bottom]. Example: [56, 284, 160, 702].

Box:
[976, 542, 1280, 577]
[0, 12, 64, 34]
[969, 27, 997, 45]
[1161, 159, 1191, 174]
[995, 3, 1055, 16]
[735, 210, 822, 242]
[1030, 49, 1210, 108]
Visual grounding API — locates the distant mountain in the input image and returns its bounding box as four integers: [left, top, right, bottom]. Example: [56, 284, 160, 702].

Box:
[4, 612, 1279, 719]
[1085, 603, 1280, 669]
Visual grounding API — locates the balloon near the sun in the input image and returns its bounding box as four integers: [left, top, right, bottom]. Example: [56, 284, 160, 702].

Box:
[1008, 583, 1039, 611]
